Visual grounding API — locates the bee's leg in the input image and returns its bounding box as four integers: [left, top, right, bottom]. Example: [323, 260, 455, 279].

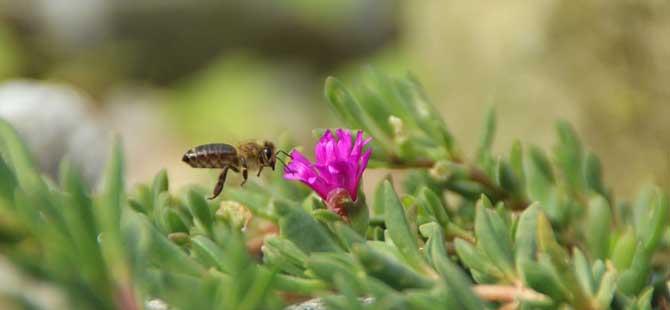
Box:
[208, 166, 229, 200]
[256, 166, 264, 177]
[240, 158, 248, 186]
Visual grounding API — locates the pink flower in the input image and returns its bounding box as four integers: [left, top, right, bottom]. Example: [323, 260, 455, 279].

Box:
[284, 129, 372, 216]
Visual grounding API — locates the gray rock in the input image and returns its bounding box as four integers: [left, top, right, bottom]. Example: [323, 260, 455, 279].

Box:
[285, 297, 374, 310]
[0, 81, 110, 187]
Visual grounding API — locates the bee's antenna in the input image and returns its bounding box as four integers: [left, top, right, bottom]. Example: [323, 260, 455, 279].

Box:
[276, 157, 297, 173]
[275, 150, 294, 173]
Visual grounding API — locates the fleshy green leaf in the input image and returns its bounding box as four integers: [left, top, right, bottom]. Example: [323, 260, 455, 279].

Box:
[417, 187, 450, 229]
[237, 267, 277, 310]
[586, 195, 612, 260]
[476, 106, 496, 172]
[474, 195, 515, 280]
[583, 152, 607, 197]
[634, 286, 654, 310]
[164, 207, 189, 233]
[573, 248, 594, 295]
[152, 169, 169, 201]
[187, 190, 214, 234]
[325, 76, 392, 149]
[372, 176, 390, 216]
[325, 77, 365, 130]
[454, 238, 504, 280]
[618, 192, 668, 297]
[332, 222, 366, 250]
[262, 236, 308, 276]
[633, 187, 655, 239]
[148, 169, 170, 221]
[642, 191, 668, 253]
[520, 259, 569, 302]
[333, 274, 365, 310]
[536, 212, 568, 268]
[0, 119, 41, 190]
[536, 213, 590, 307]
[0, 152, 17, 203]
[426, 224, 486, 310]
[611, 228, 637, 270]
[191, 235, 228, 272]
[97, 138, 131, 282]
[515, 203, 540, 264]
[306, 252, 358, 285]
[349, 189, 369, 236]
[594, 268, 617, 309]
[352, 243, 433, 290]
[383, 180, 431, 274]
[130, 212, 204, 277]
[617, 250, 651, 297]
[353, 81, 394, 138]
[496, 159, 522, 198]
[528, 145, 555, 183]
[554, 121, 583, 192]
[58, 159, 110, 288]
[275, 200, 341, 253]
[312, 209, 344, 223]
[509, 140, 525, 188]
[269, 271, 327, 295]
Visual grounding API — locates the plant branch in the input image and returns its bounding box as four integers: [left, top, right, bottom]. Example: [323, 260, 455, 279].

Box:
[386, 156, 435, 169]
[473, 284, 548, 304]
[383, 156, 530, 210]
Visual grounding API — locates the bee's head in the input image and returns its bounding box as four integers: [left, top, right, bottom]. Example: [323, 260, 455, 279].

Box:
[261, 141, 276, 170]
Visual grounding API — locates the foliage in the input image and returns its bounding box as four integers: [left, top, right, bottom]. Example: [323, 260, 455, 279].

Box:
[0, 70, 669, 309]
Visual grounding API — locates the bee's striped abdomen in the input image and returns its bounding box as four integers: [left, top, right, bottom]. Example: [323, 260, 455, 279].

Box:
[182, 143, 238, 168]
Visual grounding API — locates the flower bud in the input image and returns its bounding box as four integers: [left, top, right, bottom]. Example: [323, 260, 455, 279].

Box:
[168, 232, 190, 245]
[429, 160, 451, 182]
[216, 200, 252, 231]
[326, 188, 355, 219]
[389, 115, 408, 143]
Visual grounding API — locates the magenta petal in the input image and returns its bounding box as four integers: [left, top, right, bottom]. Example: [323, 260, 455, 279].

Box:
[335, 129, 352, 160]
[350, 149, 372, 200]
[314, 163, 336, 185]
[356, 149, 372, 180]
[350, 131, 366, 159]
[284, 151, 317, 181]
[315, 130, 333, 163]
[305, 178, 330, 200]
[326, 140, 336, 163]
[290, 150, 312, 165]
[284, 152, 313, 179]
[283, 161, 313, 181]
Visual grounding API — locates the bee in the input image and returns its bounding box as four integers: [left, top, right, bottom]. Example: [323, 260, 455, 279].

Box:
[182, 141, 290, 200]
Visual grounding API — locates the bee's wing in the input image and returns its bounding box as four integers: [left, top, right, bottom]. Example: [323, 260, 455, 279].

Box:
[197, 143, 238, 156]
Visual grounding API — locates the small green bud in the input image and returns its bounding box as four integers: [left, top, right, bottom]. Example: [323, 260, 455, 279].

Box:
[429, 160, 450, 182]
[167, 232, 190, 245]
[389, 115, 408, 143]
[216, 200, 252, 231]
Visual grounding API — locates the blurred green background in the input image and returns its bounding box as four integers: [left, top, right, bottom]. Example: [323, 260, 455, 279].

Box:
[0, 0, 668, 197]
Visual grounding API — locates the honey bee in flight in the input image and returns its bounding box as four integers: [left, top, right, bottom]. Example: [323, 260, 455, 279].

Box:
[182, 141, 290, 200]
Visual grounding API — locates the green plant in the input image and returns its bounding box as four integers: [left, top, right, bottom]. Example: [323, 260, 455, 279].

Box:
[0, 70, 668, 309]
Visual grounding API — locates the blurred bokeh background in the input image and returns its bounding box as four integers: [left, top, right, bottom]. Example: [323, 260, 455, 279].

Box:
[0, 0, 668, 198]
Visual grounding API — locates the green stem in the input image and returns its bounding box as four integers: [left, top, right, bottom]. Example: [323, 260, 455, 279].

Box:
[382, 157, 530, 210]
[446, 223, 475, 243]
